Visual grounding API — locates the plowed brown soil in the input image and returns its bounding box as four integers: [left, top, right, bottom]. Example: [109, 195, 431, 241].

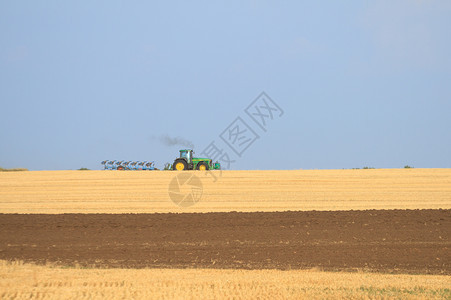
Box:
[0, 210, 449, 274]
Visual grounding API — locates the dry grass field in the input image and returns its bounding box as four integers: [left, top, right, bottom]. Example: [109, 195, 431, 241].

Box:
[1, 169, 450, 299]
[1, 261, 449, 299]
[0, 168, 450, 213]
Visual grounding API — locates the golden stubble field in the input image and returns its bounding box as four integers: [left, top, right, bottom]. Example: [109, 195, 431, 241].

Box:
[0, 168, 450, 213]
[1, 261, 449, 300]
[1, 169, 450, 299]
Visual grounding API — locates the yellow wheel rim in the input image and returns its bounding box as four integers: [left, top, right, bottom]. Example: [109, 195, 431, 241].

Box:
[199, 165, 206, 171]
[175, 162, 185, 170]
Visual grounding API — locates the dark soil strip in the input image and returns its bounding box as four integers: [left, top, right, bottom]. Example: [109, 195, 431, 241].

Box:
[0, 210, 449, 274]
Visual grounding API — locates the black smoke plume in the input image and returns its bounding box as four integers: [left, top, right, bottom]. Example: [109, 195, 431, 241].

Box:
[153, 135, 194, 149]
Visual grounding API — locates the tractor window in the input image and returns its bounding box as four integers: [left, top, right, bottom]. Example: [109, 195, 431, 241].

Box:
[180, 152, 187, 158]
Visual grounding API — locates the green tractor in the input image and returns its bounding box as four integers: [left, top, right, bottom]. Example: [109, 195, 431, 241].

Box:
[172, 149, 221, 171]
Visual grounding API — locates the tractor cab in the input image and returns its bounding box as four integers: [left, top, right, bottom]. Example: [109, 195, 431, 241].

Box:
[179, 149, 193, 164]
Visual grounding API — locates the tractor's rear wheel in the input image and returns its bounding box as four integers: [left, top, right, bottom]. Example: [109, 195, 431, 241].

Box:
[196, 162, 209, 171]
[173, 160, 188, 171]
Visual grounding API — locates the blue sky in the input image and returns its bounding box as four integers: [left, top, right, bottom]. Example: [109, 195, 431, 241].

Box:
[1, 1, 450, 170]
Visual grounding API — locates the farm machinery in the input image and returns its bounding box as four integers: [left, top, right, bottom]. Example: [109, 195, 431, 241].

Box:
[101, 160, 157, 171]
[101, 149, 220, 171]
[172, 149, 221, 171]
